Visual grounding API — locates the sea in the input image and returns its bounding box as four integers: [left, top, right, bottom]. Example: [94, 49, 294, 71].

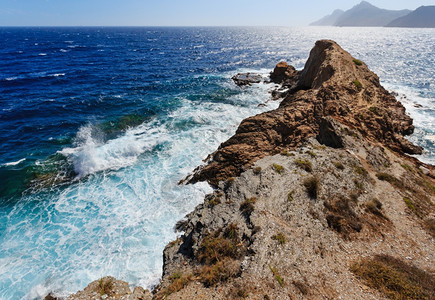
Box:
[0, 27, 434, 299]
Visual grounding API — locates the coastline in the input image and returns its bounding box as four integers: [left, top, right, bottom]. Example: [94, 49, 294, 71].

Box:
[64, 40, 434, 300]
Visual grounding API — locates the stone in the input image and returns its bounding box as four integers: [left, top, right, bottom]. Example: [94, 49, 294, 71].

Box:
[231, 73, 263, 86]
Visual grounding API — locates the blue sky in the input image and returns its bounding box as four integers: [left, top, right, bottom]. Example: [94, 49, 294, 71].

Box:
[0, 0, 434, 26]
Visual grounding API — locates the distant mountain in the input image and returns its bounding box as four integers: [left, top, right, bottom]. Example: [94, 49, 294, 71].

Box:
[310, 9, 344, 26]
[386, 6, 435, 28]
[311, 1, 411, 27]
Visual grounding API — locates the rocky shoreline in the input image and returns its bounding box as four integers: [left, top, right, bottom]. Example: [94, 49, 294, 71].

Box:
[63, 40, 434, 300]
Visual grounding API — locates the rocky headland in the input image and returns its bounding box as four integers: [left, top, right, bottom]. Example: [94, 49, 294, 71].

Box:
[66, 40, 434, 299]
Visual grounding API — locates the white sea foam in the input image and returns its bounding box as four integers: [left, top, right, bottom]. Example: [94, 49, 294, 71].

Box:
[60, 123, 169, 178]
[2, 158, 26, 167]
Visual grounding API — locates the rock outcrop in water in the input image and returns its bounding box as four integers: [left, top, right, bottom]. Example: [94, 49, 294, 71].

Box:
[67, 40, 434, 300]
[231, 73, 263, 86]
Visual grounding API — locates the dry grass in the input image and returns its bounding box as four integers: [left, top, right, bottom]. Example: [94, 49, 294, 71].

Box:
[354, 166, 368, 177]
[240, 197, 257, 216]
[253, 166, 262, 175]
[280, 150, 294, 157]
[194, 225, 244, 286]
[303, 176, 319, 199]
[197, 259, 240, 287]
[272, 163, 284, 174]
[295, 159, 313, 172]
[351, 255, 434, 299]
[333, 161, 345, 170]
[271, 233, 287, 245]
[325, 197, 362, 237]
[353, 79, 363, 91]
[98, 278, 113, 296]
[269, 265, 284, 287]
[353, 59, 363, 66]
[376, 172, 399, 186]
[160, 272, 193, 296]
[365, 198, 389, 221]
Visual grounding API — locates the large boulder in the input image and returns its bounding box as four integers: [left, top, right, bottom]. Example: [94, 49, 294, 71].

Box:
[231, 73, 263, 86]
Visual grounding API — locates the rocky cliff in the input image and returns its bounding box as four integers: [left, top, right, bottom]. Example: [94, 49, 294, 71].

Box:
[67, 40, 434, 300]
[186, 40, 423, 187]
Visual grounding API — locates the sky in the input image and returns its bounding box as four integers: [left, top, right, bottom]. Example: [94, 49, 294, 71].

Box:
[0, 0, 434, 26]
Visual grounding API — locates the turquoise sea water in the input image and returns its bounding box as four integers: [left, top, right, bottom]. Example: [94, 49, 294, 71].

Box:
[0, 27, 434, 299]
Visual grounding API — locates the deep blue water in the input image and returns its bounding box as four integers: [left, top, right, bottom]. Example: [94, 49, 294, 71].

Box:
[0, 27, 434, 299]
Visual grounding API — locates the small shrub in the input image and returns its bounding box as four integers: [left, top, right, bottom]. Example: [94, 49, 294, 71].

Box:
[403, 197, 415, 211]
[350, 191, 360, 202]
[224, 223, 239, 240]
[165, 272, 193, 295]
[354, 166, 368, 177]
[269, 266, 284, 287]
[287, 190, 294, 202]
[229, 283, 250, 299]
[208, 197, 221, 207]
[272, 163, 284, 174]
[306, 150, 316, 157]
[401, 164, 414, 173]
[295, 159, 312, 172]
[240, 197, 257, 216]
[325, 197, 362, 236]
[303, 176, 319, 199]
[376, 172, 398, 186]
[351, 255, 434, 299]
[198, 259, 239, 287]
[280, 150, 294, 157]
[168, 237, 182, 247]
[253, 166, 262, 175]
[314, 145, 326, 150]
[368, 106, 378, 113]
[197, 224, 243, 265]
[333, 161, 345, 170]
[354, 179, 364, 190]
[353, 59, 363, 66]
[365, 198, 388, 220]
[98, 278, 113, 296]
[353, 80, 363, 91]
[271, 233, 286, 245]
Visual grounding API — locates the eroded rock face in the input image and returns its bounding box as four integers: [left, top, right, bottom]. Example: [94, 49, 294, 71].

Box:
[186, 40, 421, 186]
